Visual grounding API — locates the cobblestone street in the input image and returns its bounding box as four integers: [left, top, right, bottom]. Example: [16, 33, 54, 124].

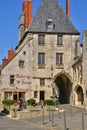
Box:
[0, 105, 87, 130]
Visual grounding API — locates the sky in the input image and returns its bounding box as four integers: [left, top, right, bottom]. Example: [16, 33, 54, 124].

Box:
[0, 0, 87, 65]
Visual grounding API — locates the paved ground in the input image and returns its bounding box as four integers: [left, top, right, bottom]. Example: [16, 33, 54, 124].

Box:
[0, 115, 48, 130]
[26, 105, 87, 130]
[0, 105, 87, 130]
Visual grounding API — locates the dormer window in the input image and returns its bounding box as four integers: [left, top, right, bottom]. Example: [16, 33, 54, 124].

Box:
[46, 19, 54, 32]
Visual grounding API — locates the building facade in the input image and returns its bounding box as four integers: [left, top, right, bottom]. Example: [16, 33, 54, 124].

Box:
[0, 0, 87, 106]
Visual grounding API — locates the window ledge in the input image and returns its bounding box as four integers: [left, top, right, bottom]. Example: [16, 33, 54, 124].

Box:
[38, 44, 45, 46]
[10, 84, 15, 86]
[38, 64, 45, 69]
[57, 45, 64, 47]
[40, 85, 45, 87]
[19, 66, 25, 68]
[56, 64, 64, 69]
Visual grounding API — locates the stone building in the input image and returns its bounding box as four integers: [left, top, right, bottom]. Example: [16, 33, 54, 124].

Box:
[0, 0, 86, 106]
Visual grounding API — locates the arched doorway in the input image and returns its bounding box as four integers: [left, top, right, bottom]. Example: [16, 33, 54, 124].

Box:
[75, 85, 84, 105]
[53, 72, 72, 104]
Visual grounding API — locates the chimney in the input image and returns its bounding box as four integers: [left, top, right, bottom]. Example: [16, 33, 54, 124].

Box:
[2, 57, 8, 68]
[22, 0, 32, 29]
[8, 48, 15, 63]
[66, 0, 70, 17]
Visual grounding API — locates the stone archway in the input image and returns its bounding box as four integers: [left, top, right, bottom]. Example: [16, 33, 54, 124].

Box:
[74, 85, 84, 105]
[53, 72, 72, 104]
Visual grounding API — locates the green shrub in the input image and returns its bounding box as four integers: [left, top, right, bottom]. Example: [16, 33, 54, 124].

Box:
[44, 99, 54, 105]
[27, 99, 36, 106]
[2, 99, 16, 109]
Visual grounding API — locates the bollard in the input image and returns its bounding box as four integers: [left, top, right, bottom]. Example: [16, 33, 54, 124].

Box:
[58, 109, 61, 119]
[84, 103, 86, 115]
[52, 110, 54, 127]
[42, 108, 45, 125]
[82, 113, 85, 130]
[70, 104, 73, 116]
[13, 109, 17, 118]
[64, 111, 67, 130]
[49, 108, 51, 121]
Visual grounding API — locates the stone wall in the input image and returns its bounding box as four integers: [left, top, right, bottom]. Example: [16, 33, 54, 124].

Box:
[1, 34, 33, 101]
[82, 30, 87, 101]
[0, 32, 80, 104]
[31, 34, 79, 102]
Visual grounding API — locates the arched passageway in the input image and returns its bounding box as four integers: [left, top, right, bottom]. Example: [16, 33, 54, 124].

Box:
[75, 85, 84, 105]
[54, 73, 72, 104]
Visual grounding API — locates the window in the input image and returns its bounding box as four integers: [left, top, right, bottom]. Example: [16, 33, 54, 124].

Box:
[38, 35, 45, 45]
[4, 92, 12, 99]
[34, 91, 38, 98]
[10, 75, 15, 85]
[46, 19, 54, 32]
[38, 53, 45, 65]
[40, 78, 45, 86]
[23, 51, 26, 55]
[57, 35, 63, 45]
[19, 60, 24, 68]
[56, 53, 63, 65]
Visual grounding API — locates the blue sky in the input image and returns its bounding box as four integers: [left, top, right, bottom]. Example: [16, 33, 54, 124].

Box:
[0, 0, 87, 65]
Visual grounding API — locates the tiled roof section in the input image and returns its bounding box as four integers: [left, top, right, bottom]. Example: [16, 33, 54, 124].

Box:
[28, 0, 79, 34]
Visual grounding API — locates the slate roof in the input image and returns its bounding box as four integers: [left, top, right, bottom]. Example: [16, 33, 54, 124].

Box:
[28, 0, 79, 34]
